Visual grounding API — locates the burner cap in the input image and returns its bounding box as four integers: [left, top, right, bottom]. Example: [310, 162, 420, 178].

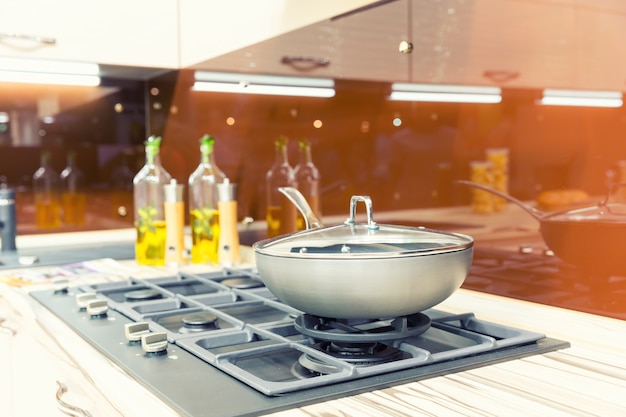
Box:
[297, 341, 406, 375]
[182, 311, 218, 328]
[220, 277, 263, 289]
[125, 289, 162, 301]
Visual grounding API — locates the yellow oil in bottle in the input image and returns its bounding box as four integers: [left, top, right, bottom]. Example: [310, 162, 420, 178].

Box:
[266, 205, 282, 238]
[135, 219, 167, 265]
[35, 199, 62, 228]
[267, 202, 297, 238]
[62, 192, 86, 226]
[190, 208, 220, 264]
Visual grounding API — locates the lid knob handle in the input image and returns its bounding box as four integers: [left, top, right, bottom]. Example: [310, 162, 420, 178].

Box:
[345, 196, 378, 230]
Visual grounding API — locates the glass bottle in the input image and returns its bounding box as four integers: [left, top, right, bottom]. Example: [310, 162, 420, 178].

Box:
[266, 136, 297, 238]
[133, 135, 172, 266]
[33, 150, 61, 228]
[188, 134, 227, 264]
[294, 139, 321, 230]
[60, 150, 86, 227]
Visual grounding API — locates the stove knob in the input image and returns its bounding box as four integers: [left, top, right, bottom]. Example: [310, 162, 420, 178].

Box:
[75, 292, 97, 310]
[51, 277, 69, 294]
[124, 322, 151, 343]
[141, 332, 168, 354]
[86, 299, 108, 318]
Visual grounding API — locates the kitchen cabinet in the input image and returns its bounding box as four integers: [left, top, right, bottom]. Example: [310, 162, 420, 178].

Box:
[408, 0, 626, 90]
[0, 0, 178, 70]
[192, 0, 626, 89]
[178, 0, 398, 75]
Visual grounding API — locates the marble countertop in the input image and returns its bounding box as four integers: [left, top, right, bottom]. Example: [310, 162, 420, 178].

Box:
[1, 204, 624, 416]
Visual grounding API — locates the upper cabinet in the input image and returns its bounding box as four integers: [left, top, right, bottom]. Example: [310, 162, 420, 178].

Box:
[0, 0, 179, 70]
[408, 0, 626, 90]
[178, 0, 397, 77]
[186, 0, 626, 91]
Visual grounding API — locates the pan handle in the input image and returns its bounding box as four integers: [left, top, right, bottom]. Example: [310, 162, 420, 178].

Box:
[278, 187, 324, 229]
[345, 196, 379, 230]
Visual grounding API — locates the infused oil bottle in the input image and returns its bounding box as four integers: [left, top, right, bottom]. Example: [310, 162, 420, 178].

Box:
[59, 150, 86, 227]
[265, 136, 297, 238]
[133, 135, 172, 265]
[33, 150, 61, 228]
[188, 134, 227, 264]
[294, 139, 321, 230]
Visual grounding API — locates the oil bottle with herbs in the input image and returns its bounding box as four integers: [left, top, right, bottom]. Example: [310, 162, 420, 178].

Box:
[188, 134, 227, 264]
[133, 135, 172, 265]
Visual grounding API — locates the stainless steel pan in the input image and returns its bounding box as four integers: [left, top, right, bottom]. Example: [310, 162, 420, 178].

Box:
[253, 188, 473, 319]
[458, 180, 626, 276]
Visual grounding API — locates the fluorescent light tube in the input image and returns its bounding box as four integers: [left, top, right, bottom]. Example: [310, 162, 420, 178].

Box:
[0, 57, 100, 86]
[389, 83, 502, 103]
[193, 71, 335, 98]
[540, 89, 623, 108]
[0, 71, 100, 86]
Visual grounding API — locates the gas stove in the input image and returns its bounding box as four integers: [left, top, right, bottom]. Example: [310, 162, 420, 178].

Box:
[30, 267, 569, 417]
[465, 245, 626, 320]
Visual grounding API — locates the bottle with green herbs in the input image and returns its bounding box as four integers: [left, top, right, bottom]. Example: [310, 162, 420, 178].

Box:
[188, 134, 227, 264]
[133, 135, 172, 265]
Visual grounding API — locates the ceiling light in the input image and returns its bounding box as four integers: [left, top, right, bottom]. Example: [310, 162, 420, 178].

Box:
[0, 57, 100, 86]
[193, 71, 335, 98]
[539, 89, 623, 108]
[390, 83, 502, 103]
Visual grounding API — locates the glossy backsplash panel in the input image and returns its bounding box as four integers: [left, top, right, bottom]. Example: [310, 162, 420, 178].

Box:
[154, 71, 626, 220]
[2, 72, 626, 234]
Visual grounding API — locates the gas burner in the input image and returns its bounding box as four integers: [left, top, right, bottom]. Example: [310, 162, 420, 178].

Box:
[220, 277, 263, 289]
[179, 311, 218, 333]
[296, 341, 406, 375]
[294, 312, 431, 343]
[124, 289, 162, 301]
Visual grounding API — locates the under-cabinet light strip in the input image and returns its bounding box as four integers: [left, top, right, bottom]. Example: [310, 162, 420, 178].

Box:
[192, 71, 335, 98]
[389, 83, 502, 103]
[192, 81, 335, 98]
[0, 71, 100, 86]
[540, 89, 623, 108]
[0, 57, 100, 86]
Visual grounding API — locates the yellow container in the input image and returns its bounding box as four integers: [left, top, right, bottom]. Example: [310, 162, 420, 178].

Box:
[469, 161, 494, 214]
[486, 148, 509, 211]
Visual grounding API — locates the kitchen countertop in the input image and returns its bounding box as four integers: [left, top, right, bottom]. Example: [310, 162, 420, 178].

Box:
[2, 204, 624, 416]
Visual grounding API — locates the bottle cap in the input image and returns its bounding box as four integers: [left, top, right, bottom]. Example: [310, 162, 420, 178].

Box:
[164, 179, 184, 202]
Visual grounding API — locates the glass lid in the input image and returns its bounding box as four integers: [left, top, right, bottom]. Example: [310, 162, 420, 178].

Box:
[254, 196, 473, 259]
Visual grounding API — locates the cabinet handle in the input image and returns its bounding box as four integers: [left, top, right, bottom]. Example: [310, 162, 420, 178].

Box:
[0, 32, 56, 45]
[55, 381, 93, 417]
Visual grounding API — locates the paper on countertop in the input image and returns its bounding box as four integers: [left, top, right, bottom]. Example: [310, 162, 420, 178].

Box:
[0, 258, 143, 287]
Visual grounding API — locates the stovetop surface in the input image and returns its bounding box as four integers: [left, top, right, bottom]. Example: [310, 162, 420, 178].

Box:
[30, 267, 570, 417]
[465, 245, 626, 320]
